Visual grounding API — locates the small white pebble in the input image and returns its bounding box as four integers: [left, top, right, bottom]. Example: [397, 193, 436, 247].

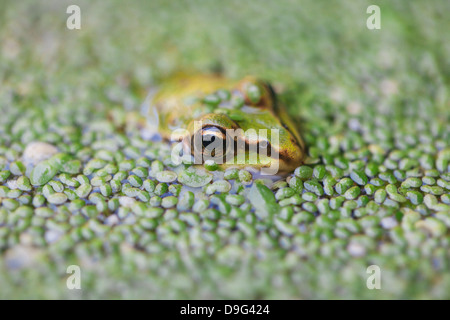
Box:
[22, 141, 58, 166]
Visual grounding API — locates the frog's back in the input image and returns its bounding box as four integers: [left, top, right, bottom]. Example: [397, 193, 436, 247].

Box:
[152, 74, 234, 137]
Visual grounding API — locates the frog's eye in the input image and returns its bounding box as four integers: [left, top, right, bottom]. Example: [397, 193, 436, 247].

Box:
[191, 126, 232, 162]
[201, 126, 226, 156]
[201, 126, 223, 145]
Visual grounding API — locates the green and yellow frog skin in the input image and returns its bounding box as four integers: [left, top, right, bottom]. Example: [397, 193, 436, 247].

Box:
[143, 74, 305, 175]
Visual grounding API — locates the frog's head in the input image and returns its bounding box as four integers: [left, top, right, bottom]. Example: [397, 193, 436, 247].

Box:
[151, 75, 305, 175]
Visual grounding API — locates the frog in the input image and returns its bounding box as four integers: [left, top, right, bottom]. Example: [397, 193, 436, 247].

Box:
[142, 74, 305, 175]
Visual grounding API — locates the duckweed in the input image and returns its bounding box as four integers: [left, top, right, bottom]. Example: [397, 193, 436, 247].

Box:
[156, 171, 177, 183]
[47, 193, 68, 205]
[224, 168, 239, 180]
[177, 167, 213, 187]
[30, 161, 58, 186]
[294, 166, 313, 180]
[0, 0, 449, 301]
[350, 170, 368, 186]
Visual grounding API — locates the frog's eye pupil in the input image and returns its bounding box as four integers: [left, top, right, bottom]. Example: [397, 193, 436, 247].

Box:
[202, 134, 217, 149]
[200, 126, 227, 156]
